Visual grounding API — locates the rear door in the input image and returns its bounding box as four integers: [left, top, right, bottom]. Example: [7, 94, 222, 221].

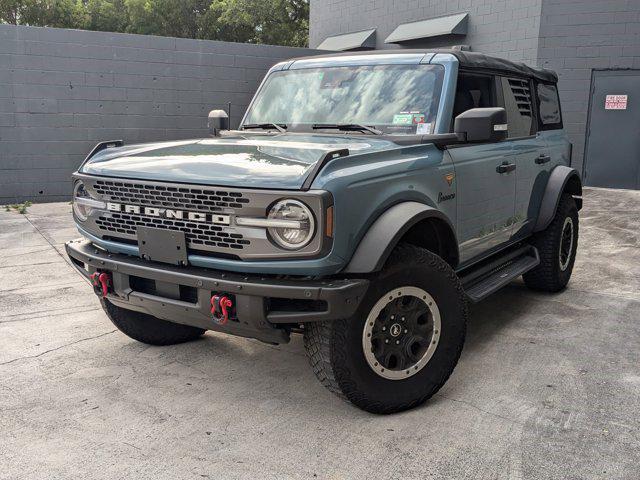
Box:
[498, 76, 551, 239]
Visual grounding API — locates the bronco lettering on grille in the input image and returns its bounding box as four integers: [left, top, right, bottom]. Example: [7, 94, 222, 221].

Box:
[105, 202, 230, 225]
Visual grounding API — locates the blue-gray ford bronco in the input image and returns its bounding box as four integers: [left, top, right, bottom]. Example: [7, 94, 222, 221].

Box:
[66, 50, 582, 413]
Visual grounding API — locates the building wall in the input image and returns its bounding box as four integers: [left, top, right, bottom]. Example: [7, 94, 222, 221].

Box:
[0, 24, 319, 203]
[310, 0, 640, 177]
[537, 0, 640, 176]
[310, 0, 543, 64]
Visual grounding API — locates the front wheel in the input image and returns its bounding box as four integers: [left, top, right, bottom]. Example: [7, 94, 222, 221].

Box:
[304, 244, 467, 414]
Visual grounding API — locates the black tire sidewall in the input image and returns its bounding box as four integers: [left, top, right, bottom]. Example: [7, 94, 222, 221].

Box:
[556, 201, 579, 285]
[331, 248, 466, 410]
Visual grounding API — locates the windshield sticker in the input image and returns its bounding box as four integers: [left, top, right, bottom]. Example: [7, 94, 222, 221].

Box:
[392, 113, 414, 125]
[416, 122, 432, 135]
[393, 112, 426, 125]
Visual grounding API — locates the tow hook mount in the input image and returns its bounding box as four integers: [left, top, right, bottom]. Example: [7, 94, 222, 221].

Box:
[211, 294, 233, 325]
[90, 271, 112, 298]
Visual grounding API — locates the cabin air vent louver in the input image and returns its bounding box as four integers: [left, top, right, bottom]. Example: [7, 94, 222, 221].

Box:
[508, 78, 532, 117]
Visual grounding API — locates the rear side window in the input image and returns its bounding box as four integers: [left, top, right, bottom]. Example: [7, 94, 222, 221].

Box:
[499, 77, 534, 138]
[537, 83, 562, 130]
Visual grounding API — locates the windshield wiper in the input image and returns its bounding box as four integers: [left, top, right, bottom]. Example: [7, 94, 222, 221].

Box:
[312, 123, 382, 135]
[242, 123, 287, 133]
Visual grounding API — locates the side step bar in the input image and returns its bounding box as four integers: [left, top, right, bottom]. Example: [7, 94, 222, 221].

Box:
[459, 245, 540, 303]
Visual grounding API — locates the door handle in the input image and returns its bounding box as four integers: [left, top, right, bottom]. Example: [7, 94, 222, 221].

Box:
[496, 162, 516, 174]
[535, 154, 551, 164]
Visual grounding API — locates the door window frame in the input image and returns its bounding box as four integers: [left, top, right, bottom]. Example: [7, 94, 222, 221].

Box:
[449, 69, 500, 132]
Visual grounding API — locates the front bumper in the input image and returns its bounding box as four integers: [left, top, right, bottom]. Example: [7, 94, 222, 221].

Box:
[66, 239, 368, 344]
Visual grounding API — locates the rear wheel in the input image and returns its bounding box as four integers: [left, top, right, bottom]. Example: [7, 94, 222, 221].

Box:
[101, 299, 205, 346]
[304, 244, 467, 414]
[524, 194, 579, 292]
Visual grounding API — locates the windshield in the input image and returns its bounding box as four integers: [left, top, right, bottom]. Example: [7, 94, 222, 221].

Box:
[243, 64, 445, 135]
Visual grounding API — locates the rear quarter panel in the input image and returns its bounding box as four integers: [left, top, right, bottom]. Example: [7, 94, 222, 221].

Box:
[539, 129, 572, 168]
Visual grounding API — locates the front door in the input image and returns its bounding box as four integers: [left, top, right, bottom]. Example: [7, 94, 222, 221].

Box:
[448, 143, 517, 265]
[585, 70, 640, 189]
[448, 72, 517, 265]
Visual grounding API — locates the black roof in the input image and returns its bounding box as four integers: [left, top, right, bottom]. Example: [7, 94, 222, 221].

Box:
[446, 50, 557, 83]
[291, 49, 558, 83]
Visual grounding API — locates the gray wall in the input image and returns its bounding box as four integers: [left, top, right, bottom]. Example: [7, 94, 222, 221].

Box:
[537, 0, 640, 176]
[310, 0, 543, 64]
[310, 0, 640, 176]
[0, 24, 320, 203]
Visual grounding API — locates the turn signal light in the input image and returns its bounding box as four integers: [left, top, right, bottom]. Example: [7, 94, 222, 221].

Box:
[326, 206, 334, 238]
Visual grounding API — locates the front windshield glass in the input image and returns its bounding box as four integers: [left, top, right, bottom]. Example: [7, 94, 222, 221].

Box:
[243, 64, 445, 135]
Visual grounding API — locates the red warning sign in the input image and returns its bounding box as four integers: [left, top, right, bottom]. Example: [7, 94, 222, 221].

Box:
[605, 94, 628, 110]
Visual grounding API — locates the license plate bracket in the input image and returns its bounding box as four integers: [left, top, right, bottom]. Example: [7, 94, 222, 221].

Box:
[137, 226, 188, 266]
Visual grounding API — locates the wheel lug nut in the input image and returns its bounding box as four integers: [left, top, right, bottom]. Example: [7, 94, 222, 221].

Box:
[382, 326, 386, 331]
[395, 340, 400, 345]
[385, 339, 389, 344]
[404, 329, 408, 334]
[401, 317, 405, 321]
[391, 315, 395, 320]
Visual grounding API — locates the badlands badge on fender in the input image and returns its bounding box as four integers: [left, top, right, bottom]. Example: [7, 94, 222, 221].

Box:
[444, 173, 455, 186]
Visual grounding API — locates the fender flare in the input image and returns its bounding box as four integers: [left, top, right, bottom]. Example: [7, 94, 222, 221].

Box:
[534, 165, 583, 232]
[343, 202, 458, 274]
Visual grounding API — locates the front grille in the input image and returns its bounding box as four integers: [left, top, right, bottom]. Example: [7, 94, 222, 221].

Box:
[95, 212, 250, 250]
[93, 180, 250, 212]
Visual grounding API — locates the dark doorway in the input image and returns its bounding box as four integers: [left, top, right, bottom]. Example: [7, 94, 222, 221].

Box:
[584, 70, 640, 189]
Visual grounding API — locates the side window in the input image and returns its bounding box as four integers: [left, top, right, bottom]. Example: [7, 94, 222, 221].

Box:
[537, 83, 562, 130]
[452, 73, 497, 119]
[500, 77, 534, 138]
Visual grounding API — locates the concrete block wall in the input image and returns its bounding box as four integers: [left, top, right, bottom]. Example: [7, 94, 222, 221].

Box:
[310, 0, 544, 64]
[537, 0, 640, 176]
[0, 24, 320, 203]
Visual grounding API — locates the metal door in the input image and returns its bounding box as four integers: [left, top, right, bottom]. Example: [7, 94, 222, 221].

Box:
[585, 70, 640, 189]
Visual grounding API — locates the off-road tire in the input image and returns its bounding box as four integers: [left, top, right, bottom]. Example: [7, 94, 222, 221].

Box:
[101, 299, 205, 345]
[524, 194, 579, 292]
[303, 244, 467, 414]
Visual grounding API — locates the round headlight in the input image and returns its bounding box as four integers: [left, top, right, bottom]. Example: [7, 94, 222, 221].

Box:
[72, 181, 98, 222]
[267, 199, 315, 249]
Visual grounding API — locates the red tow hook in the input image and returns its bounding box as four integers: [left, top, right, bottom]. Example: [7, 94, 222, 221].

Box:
[210, 295, 233, 325]
[90, 271, 111, 298]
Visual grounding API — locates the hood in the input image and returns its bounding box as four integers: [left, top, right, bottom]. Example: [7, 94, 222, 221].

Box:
[80, 133, 402, 190]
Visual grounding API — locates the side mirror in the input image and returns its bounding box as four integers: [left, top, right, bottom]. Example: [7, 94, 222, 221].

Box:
[454, 107, 507, 143]
[208, 109, 229, 136]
